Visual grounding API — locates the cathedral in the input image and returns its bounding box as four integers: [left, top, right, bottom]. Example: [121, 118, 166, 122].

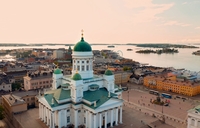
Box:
[38, 34, 123, 128]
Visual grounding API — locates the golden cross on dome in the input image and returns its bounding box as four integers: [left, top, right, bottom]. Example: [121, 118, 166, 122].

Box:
[81, 29, 84, 38]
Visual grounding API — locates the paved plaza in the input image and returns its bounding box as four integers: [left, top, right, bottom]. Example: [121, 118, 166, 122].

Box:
[14, 108, 48, 128]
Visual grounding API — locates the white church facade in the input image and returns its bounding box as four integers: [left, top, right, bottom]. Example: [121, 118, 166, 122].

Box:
[187, 105, 200, 128]
[38, 35, 123, 128]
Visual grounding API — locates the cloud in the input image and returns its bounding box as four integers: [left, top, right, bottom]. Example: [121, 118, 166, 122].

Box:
[163, 21, 191, 27]
[195, 27, 200, 29]
[182, 2, 187, 5]
[123, 0, 174, 22]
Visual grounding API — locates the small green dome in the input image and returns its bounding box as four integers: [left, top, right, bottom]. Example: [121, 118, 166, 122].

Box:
[72, 73, 82, 81]
[73, 37, 92, 52]
[104, 70, 113, 76]
[54, 69, 62, 74]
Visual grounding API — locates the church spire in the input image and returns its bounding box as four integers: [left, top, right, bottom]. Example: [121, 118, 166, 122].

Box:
[81, 29, 84, 41]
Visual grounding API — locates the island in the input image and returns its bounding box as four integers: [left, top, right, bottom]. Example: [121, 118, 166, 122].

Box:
[136, 44, 199, 48]
[136, 48, 179, 54]
[192, 50, 200, 56]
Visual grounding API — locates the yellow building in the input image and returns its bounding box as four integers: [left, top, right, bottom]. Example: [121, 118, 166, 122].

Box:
[2, 94, 27, 118]
[114, 71, 132, 85]
[143, 75, 200, 96]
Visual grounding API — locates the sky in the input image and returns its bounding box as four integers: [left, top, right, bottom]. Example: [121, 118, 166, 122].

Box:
[0, 0, 200, 44]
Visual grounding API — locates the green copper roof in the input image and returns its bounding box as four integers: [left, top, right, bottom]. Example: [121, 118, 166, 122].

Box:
[83, 88, 117, 109]
[104, 70, 113, 75]
[54, 69, 62, 74]
[53, 88, 71, 100]
[72, 73, 82, 81]
[73, 37, 92, 52]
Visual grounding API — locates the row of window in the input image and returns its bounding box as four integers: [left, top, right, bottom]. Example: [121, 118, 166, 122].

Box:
[74, 60, 90, 64]
[31, 81, 52, 86]
[74, 65, 90, 71]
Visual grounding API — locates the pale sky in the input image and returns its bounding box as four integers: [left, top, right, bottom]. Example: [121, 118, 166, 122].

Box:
[0, 0, 200, 44]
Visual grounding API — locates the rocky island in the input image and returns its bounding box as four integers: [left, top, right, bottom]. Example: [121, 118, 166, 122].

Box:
[136, 44, 198, 48]
[136, 48, 179, 54]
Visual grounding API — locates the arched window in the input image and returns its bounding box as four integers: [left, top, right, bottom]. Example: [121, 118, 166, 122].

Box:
[191, 119, 195, 126]
[197, 121, 200, 127]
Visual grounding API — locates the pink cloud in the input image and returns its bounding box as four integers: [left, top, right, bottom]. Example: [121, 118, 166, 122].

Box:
[123, 0, 174, 22]
[164, 21, 191, 27]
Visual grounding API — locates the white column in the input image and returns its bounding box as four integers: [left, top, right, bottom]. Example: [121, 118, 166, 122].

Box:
[90, 112, 93, 128]
[52, 112, 55, 128]
[74, 110, 78, 128]
[47, 109, 49, 126]
[49, 110, 51, 127]
[99, 113, 102, 128]
[41, 105, 44, 121]
[120, 106, 122, 124]
[111, 109, 113, 127]
[85, 111, 88, 128]
[105, 111, 107, 128]
[39, 103, 41, 119]
[58, 110, 61, 128]
[44, 106, 46, 123]
[115, 108, 118, 125]
[94, 114, 96, 128]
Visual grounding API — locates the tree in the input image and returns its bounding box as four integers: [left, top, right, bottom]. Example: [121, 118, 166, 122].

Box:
[0, 105, 4, 120]
[12, 83, 21, 91]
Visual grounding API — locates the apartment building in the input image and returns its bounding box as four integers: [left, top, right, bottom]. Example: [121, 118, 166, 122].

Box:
[23, 71, 53, 91]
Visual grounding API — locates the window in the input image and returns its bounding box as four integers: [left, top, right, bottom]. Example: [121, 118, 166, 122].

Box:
[86, 65, 89, 71]
[67, 116, 70, 123]
[82, 66, 84, 71]
[67, 109, 70, 112]
[31, 97, 35, 100]
[77, 66, 80, 71]
[74, 65, 76, 70]
[82, 61, 84, 63]
[77, 61, 79, 63]
[78, 110, 81, 113]
[84, 117, 86, 123]
[87, 60, 89, 63]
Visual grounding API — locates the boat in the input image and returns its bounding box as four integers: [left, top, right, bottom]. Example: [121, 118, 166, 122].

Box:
[107, 45, 115, 48]
[127, 49, 133, 51]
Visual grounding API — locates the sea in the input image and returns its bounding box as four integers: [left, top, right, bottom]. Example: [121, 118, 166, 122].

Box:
[0, 44, 200, 72]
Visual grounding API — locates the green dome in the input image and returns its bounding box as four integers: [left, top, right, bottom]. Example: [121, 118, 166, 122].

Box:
[72, 73, 82, 81]
[54, 69, 62, 74]
[73, 37, 92, 52]
[104, 70, 113, 76]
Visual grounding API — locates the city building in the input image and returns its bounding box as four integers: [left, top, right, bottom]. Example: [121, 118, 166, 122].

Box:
[114, 71, 132, 85]
[2, 90, 39, 120]
[143, 74, 200, 96]
[23, 71, 53, 91]
[187, 105, 200, 128]
[0, 72, 14, 92]
[52, 49, 65, 59]
[2, 94, 27, 117]
[38, 35, 123, 128]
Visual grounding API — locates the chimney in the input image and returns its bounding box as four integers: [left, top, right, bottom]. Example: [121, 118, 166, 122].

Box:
[94, 101, 96, 107]
[51, 98, 54, 105]
[108, 91, 111, 98]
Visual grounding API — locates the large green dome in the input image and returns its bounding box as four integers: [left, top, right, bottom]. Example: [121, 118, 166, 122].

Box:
[54, 69, 62, 74]
[72, 73, 82, 81]
[104, 70, 113, 76]
[73, 37, 92, 52]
